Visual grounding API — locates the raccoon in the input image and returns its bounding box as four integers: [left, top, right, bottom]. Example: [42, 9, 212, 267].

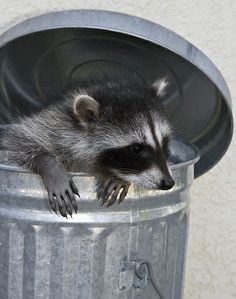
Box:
[1, 78, 174, 217]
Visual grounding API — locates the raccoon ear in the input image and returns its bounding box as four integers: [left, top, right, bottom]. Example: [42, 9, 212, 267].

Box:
[73, 95, 100, 127]
[152, 77, 168, 97]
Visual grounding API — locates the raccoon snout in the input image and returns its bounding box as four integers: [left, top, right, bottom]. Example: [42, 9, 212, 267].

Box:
[159, 177, 175, 190]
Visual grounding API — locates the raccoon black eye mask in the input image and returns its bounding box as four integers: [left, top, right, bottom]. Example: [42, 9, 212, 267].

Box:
[1, 78, 174, 217]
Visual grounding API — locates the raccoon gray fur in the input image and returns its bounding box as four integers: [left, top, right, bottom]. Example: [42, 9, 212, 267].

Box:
[1, 78, 174, 217]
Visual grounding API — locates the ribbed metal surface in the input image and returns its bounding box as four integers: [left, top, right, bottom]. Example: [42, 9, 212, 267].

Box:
[0, 147, 196, 299]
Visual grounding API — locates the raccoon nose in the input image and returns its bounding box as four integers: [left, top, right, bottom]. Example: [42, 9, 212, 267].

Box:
[159, 177, 175, 190]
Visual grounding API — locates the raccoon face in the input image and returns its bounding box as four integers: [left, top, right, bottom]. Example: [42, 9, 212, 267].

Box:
[97, 131, 174, 190]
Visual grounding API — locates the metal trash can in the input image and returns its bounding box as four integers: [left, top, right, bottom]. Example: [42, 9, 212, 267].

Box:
[0, 10, 233, 299]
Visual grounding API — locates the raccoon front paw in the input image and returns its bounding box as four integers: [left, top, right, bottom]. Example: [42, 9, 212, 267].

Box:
[45, 175, 80, 218]
[96, 178, 130, 208]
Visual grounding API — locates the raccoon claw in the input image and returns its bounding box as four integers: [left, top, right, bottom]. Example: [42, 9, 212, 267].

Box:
[107, 187, 121, 207]
[118, 185, 129, 204]
[46, 178, 79, 217]
[49, 192, 58, 214]
[36, 154, 79, 217]
[50, 192, 71, 218]
[96, 178, 130, 207]
[70, 180, 80, 197]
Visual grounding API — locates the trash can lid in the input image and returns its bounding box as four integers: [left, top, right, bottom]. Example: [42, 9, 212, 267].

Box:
[0, 10, 233, 177]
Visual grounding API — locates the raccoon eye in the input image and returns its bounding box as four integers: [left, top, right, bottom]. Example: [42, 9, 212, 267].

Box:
[131, 143, 144, 155]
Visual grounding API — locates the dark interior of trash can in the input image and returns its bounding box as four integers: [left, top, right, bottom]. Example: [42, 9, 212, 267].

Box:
[0, 11, 233, 177]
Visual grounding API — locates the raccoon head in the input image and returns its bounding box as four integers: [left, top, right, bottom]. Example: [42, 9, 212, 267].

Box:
[72, 78, 175, 191]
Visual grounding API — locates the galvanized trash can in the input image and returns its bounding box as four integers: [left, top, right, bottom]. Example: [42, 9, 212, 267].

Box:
[0, 10, 233, 299]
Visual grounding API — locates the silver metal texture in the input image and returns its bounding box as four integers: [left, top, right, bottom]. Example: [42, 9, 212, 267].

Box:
[0, 140, 199, 299]
[0, 10, 233, 177]
[0, 10, 232, 299]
